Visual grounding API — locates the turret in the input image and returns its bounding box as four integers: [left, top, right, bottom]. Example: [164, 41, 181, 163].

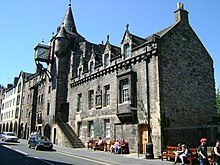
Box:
[54, 25, 69, 58]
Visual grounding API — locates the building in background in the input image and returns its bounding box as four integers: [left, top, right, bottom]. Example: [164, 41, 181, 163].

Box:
[0, 85, 5, 124]
[0, 2, 217, 158]
[0, 71, 32, 137]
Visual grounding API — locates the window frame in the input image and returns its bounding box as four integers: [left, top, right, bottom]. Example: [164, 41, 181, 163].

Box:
[104, 85, 110, 107]
[124, 43, 131, 59]
[88, 90, 94, 110]
[120, 79, 129, 103]
[104, 53, 110, 68]
[77, 93, 82, 112]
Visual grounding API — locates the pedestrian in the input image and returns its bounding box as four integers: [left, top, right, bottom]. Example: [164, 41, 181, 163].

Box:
[214, 140, 220, 165]
[173, 144, 188, 165]
[173, 143, 183, 164]
[198, 138, 210, 165]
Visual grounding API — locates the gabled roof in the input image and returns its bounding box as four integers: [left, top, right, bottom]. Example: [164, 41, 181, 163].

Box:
[131, 34, 146, 49]
[121, 24, 146, 49]
[145, 24, 176, 42]
[110, 44, 121, 60]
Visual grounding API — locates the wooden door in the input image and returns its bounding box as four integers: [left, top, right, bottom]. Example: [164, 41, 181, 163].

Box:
[139, 124, 148, 154]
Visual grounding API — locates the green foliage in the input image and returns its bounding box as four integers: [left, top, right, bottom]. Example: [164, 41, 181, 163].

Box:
[217, 87, 220, 115]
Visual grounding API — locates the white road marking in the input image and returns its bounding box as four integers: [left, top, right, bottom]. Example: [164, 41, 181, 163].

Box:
[2, 145, 12, 149]
[57, 151, 113, 165]
[14, 149, 28, 155]
[34, 157, 55, 165]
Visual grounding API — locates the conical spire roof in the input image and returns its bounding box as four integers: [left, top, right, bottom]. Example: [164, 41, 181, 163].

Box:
[62, 2, 77, 33]
[56, 25, 68, 39]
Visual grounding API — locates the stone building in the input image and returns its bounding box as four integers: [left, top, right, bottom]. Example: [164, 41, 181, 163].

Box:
[2, 2, 216, 158]
[0, 71, 32, 136]
[0, 85, 5, 123]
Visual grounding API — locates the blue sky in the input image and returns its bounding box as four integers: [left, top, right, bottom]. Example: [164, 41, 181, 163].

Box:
[0, 0, 219, 89]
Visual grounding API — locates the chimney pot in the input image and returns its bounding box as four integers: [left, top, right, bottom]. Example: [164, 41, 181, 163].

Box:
[177, 2, 184, 10]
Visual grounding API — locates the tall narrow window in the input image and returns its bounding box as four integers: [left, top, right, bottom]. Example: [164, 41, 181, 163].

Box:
[48, 86, 51, 94]
[47, 102, 50, 115]
[17, 95, 20, 105]
[90, 61, 94, 74]
[78, 122, 83, 137]
[120, 79, 129, 102]
[104, 119, 110, 138]
[18, 83, 21, 93]
[88, 90, 94, 109]
[77, 93, 82, 112]
[104, 53, 110, 68]
[124, 43, 131, 59]
[88, 121, 94, 138]
[79, 68, 82, 79]
[104, 85, 110, 106]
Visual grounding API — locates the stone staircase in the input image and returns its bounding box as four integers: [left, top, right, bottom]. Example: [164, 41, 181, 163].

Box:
[57, 117, 85, 148]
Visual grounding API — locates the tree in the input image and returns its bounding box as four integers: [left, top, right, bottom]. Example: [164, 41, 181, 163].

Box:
[217, 86, 220, 115]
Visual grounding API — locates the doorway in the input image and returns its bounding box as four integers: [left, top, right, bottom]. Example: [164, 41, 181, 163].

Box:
[138, 124, 148, 154]
[44, 124, 51, 140]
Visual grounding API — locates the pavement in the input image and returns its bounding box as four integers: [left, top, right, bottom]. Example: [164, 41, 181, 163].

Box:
[53, 144, 175, 165]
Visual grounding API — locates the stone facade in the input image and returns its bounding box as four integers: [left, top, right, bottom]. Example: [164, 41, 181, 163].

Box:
[0, 2, 217, 158]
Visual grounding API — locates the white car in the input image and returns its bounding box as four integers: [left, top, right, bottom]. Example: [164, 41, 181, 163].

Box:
[2, 132, 19, 142]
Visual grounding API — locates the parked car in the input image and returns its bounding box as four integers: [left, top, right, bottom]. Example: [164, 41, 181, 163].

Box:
[28, 134, 53, 150]
[1, 132, 19, 142]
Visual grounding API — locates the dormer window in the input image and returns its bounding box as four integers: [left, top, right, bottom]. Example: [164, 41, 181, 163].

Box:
[104, 53, 110, 68]
[90, 61, 94, 74]
[124, 43, 131, 59]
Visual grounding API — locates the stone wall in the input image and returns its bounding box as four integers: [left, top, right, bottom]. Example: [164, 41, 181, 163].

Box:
[159, 21, 216, 147]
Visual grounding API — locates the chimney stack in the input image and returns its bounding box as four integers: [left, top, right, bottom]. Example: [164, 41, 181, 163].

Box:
[174, 2, 189, 24]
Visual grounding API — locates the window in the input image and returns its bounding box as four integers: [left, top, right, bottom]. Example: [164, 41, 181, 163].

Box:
[124, 43, 131, 59]
[47, 102, 50, 115]
[88, 90, 94, 109]
[48, 86, 51, 94]
[88, 121, 94, 138]
[104, 119, 110, 138]
[90, 61, 94, 74]
[18, 83, 21, 93]
[40, 94, 44, 103]
[77, 93, 82, 112]
[78, 122, 83, 137]
[104, 53, 110, 68]
[120, 79, 129, 102]
[79, 68, 82, 79]
[15, 108, 19, 118]
[26, 109, 29, 118]
[104, 85, 110, 106]
[96, 95, 102, 108]
[17, 95, 20, 105]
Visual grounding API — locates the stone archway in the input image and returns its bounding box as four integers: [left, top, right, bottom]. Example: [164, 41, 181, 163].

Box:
[2, 123, 5, 132]
[6, 123, 9, 132]
[18, 123, 24, 138]
[14, 121, 18, 133]
[44, 124, 51, 140]
[9, 122, 13, 132]
[24, 123, 28, 139]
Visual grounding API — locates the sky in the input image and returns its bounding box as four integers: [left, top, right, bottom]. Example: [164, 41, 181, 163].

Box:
[0, 0, 219, 89]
